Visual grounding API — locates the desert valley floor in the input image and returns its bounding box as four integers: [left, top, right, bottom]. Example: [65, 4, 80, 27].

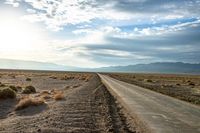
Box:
[0, 70, 200, 133]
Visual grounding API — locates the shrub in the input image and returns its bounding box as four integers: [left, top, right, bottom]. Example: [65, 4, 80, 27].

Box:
[0, 83, 6, 87]
[41, 90, 50, 95]
[0, 88, 16, 99]
[50, 76, 57, 79]
[15, 97, 45, 110]
[16, 86, 22, 91]
[40, 90, 51, 100]
[146, 79, 153, 82]
[26, 78, 31, 81]
[188, 82, 195, 86]
[22, 86, 36, 94]
[9, 85, 18, 92]
[53, 91, 65, 100]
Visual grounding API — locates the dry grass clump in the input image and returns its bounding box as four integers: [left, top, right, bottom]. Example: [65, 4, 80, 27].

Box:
[50, 76, 57, 79]
[26, 78, 31, 81]
[61, 75, 74, 80]
[0, 83, 6, 87]
[144, 79, 153, 82]
[15, 96, 45, 110]
[188, 82, 195, 86]
[0, 88, 16, 99]
[22, 86, 36, 94]
[52, 90, 65, 100]
[79, 74, 91, 82]
[9, 85, 18, 92]
[40, 90, 51, 100]
[10, 75, 15, 78]
[72, 84, 80, 88]
[41, 90, 50, 95]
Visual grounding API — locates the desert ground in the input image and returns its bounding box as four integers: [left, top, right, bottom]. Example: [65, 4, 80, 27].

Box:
[0, 70, 136, 133]
[1, 70, 200, 133]
[106, 73, 200, 105]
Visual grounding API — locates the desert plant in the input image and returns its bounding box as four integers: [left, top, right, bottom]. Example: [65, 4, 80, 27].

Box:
[41, 90, 50, 95]
[0, 83, 6, 87]
[50, 76, 57, 79]
[15, 97, 45, 110]
[22, 86, 36, 94]
[26, 78, 31, 81]
[145, 79, 153, 82]
[0, 88, 16, 99]
[11, 75, 15, 78]
[9, 85, 18, 92]
[16, 86, 22, 91]
[39, 90, 51, 100]
[53, 91, 65, 100]
[188, 82, 195, 86]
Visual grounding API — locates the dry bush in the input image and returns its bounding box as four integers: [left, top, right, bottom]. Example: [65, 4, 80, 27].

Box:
[0, 83, 6, 87]
[61, 75, 74, 80]
[11, 75, 15, 78]
[0, 88, 16, 99]
[9, 85, 18, 92]
[188, 82, 195, 86]
[50, 76, 57, 79]
[53, 90, 65, 100]
[22, 86, 36, 94]
[26, 78, 31, 81]
[41, 90, 50, 95]
[146, 79, 153, 82]
[40, 90, 51, 100]
[15, 97, 45, 110]
[16, 86, 22, 91]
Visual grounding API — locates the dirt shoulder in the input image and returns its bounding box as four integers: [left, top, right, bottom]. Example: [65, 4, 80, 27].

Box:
[0, 71, 137, 133]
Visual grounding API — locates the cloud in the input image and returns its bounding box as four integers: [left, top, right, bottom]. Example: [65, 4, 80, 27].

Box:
[5, 0, 200, 31]
[2, 0, 200, 67]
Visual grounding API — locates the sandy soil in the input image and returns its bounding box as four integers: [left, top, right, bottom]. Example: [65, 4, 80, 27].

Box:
[0, 71, 136, 133]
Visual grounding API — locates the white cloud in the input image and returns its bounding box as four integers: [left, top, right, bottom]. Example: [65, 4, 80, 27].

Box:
[4, 0, 133, 31]
[4, 0, 20, 7]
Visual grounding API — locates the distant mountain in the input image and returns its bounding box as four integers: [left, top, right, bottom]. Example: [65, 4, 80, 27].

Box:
[0, 59, 70, 71]
[0, 59, 200, 74]
[94, 62, 200, 74]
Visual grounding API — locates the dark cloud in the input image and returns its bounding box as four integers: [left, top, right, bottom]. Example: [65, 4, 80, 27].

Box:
[82, 25, 200, 64]
[83, 0, 200, 16]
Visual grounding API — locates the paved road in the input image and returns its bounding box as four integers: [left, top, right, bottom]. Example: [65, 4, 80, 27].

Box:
[99, 74, 200, 133]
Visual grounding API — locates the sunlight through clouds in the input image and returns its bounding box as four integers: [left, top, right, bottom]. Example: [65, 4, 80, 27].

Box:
[1, 0, 200, 67]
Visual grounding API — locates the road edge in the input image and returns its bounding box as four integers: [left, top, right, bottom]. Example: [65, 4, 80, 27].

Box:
[98, 73, 154, 133]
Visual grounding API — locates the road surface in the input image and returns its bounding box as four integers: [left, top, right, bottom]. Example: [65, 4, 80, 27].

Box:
[99, 74, 200, 133]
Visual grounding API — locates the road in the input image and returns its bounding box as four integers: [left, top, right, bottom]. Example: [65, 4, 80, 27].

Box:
[99, 74, 200, 133]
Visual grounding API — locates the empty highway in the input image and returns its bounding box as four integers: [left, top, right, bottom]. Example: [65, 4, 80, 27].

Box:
[99, 74, 200, 133]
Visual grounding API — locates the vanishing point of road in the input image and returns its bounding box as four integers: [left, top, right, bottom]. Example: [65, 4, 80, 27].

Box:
[99, 74, 200, 133]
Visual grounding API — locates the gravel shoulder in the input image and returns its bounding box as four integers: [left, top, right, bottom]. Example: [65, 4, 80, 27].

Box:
[0, 72, 136, 133]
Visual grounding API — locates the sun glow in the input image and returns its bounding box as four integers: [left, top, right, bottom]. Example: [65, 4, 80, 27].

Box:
[0, 11, 45, 53]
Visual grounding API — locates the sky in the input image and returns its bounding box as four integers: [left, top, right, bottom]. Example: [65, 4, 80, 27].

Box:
[0, 0, 200, 68]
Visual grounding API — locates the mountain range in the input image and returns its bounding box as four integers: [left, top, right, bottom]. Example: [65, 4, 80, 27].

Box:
[0, 59, 200, 74]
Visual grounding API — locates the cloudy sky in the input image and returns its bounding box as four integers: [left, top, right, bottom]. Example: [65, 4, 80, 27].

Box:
[0, 0, 200, 68]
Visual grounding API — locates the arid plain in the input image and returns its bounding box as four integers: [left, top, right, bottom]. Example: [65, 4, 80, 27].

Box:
[0, 70, 200, 133]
